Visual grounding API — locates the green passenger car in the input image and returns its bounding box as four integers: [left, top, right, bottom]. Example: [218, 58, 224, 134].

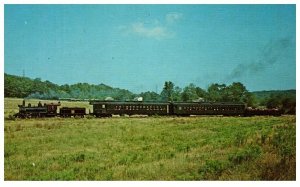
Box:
[90, 101, 170, 117]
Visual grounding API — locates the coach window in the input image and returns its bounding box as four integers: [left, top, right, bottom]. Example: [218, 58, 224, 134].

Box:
[102, 104, 105, 109]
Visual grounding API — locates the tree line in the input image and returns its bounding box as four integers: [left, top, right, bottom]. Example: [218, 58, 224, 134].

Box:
[4, 73, 295, 114]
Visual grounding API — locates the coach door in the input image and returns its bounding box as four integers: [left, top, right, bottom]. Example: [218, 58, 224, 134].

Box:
[101, 104, 107, 114]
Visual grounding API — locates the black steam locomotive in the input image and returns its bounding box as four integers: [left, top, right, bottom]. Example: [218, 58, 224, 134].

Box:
[14, 100, 281, 118]
[14, 100, 86, 118]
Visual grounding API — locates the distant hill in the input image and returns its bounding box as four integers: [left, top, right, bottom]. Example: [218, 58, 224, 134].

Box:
[251, 90, 296, 103]
[4, 73, 135, 100]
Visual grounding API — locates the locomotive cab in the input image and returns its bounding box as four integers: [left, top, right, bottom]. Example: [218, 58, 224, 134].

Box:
[46, 102, 61, 116]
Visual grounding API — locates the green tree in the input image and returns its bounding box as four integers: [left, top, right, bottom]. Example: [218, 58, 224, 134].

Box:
[195, 87, 207, 99]
[181, 83, 199, 101]
[140, 91, 160, 101]
[265, 94, 282, 109]
[173, 86, 182, 101]
[227, 82, 255, 106]
[207, 83, 226, 102]
[264, 93, 295, 114]
[206, 82, 255, 106]
[281, 96, 296, 114]
[160, 81, 175, 101]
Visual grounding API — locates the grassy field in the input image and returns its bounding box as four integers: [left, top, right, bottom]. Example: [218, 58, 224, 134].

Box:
[4, 98, 296, 180]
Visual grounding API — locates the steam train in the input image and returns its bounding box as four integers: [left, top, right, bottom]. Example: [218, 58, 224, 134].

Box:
[13, 100, 281, 118]
[14, 100, 86, 118]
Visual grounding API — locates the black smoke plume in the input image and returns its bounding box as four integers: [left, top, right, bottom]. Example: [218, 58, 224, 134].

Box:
[226, 37, 294, 80]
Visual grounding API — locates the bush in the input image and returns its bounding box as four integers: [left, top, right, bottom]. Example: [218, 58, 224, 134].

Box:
[229, 145, 262, 164]
[6, 114, 16, 121]
[198, 160, 227, 179]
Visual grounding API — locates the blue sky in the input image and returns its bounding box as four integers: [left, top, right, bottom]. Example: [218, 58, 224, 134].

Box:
[4, 4, 296, 93]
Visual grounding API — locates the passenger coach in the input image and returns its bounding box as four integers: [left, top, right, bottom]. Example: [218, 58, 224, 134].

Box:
[172, 102, 245, 116]
[90, 101, 170, 117]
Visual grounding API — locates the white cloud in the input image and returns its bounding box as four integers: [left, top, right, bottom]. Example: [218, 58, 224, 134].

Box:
[119, 12, 183, 40]
[165, 12, 183, 24]
[130, 22, 172, 40]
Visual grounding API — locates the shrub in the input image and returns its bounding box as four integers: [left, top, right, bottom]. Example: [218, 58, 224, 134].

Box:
[228, 145, 262, 164]
[198, 160, 227, 180]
